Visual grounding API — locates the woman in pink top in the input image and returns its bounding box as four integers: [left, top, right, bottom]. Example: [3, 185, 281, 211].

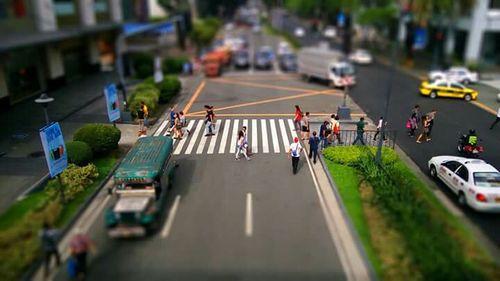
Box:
[294, 105, 302, 132]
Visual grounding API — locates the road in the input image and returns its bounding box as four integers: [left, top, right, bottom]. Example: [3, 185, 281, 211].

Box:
[50, 29, 372, 281]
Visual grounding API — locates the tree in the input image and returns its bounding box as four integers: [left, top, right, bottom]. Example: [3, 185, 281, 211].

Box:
[189, 17, 221, 52]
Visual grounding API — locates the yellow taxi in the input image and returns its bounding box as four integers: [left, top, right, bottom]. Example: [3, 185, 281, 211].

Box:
[419, 79, 478, 101]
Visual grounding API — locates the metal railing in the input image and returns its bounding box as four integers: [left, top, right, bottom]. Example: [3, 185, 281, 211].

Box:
[324, 129, 397, 149]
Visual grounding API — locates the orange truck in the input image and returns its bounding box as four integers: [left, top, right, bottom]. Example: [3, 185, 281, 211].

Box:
[202, 52, 222, 77]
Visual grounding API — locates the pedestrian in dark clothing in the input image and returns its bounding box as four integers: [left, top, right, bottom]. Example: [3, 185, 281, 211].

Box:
[69, 229, 96, 281]
[412, 104, 421, 123]
[416, 115, 431, 143]
[352, 117, 366, 145]
[407, 113, 418, 137]
[40, 222, 61, 278]
[288, 137, 303, 174]
[137, 105, 145, 132]
[204, 105, 215, 136]
[319, 121, 329, 149]
[426, 109, 437, 138]
[489, 107, 500, 129]
[308, 131, 320, 164]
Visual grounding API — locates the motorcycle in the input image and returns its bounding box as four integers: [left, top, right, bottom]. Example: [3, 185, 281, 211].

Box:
[457, 133, 483, 158]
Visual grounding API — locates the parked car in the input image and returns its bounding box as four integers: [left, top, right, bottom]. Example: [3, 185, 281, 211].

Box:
[419, 79, 478, 101]
[233, 49, 250, 69]
[279, 53, 297, 72]
[323, 26, 337, 38]
[349, 49, 373, 65]
[254, 46, 274, 70]
[294, 27, 305, 37]
[428, 67, 479, 85]
[428, 156, 500, 213]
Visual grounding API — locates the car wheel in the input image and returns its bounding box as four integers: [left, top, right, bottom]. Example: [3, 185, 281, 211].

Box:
[429, 165, 437, 178]
[430, 91, 437, 99]
[462, 79, 470, 85]
[458, 192, 467, 207]
[464, 94, 472, 102]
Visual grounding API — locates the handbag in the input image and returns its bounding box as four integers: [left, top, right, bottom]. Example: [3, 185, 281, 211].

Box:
[405, 119, 411, 129]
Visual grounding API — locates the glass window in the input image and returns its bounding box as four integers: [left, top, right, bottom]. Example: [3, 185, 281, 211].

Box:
[473, 172, 500, 187]
[95, 0, 109, 13]
[443, 161, 461, 172]
[455, 165, 469, 181]
[437, 82, 447, 87]
[451, 83, 464, 90]
[490, 0, 500, 9]
[54, 0, 76, 16]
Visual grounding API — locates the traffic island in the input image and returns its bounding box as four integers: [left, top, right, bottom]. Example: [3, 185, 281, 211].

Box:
[321, 146, 500, 281]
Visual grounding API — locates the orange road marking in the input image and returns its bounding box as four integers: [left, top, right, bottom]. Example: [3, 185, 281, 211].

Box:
[187, 89, 340, 115]
[211, 78, 325, 93]
[471, 101, 497, 115]
[186, 113, 366, 117]
[224, 75, 298, 82]
[182, 80, 206, 114]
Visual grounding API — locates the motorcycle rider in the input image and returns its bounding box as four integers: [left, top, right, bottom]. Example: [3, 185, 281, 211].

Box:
[466, 129, 478, 146]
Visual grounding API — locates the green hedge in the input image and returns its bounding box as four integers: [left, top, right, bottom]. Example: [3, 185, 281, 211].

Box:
[162, 56, 189, 74]
[323, 146, 492, 281]
[157, 75, 181, 103]
[131, 53, 154, 79]
[73, 124, 121, 155]
[66, 141, 93, 166]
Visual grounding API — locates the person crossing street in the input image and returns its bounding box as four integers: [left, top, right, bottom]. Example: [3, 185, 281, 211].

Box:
[288, 137, 303, 174]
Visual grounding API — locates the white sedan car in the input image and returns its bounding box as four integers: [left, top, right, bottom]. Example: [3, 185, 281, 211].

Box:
[349, 49, 373, 65]
[428, 67, 478, 85]
[428, 156, 500, 213]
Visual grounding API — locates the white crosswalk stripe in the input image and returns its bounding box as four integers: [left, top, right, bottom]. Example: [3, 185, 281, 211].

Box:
[153, 118, 300, 156]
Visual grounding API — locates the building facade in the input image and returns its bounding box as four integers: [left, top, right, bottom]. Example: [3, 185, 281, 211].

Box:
[0, 0, 149, 108]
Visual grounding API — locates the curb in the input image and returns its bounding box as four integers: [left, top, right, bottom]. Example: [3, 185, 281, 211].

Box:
[21, 154, 126, 281]
[318, 154, 379, 281]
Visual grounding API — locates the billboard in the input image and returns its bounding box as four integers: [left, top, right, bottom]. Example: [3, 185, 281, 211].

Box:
[104, 83, 121, 122]
[39, 122, 68, 178]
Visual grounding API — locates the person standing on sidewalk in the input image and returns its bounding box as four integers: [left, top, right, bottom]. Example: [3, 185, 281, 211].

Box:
[288, 137, 303, 174]
[373, 116, 387, 141]
[308, 131, 320, 164]
[319, 121, 329, 150]
[141, 101, 149, 128]
[352, 117, 366, 145]
[40, 222, 61, 278]
[489, 106, 500, 129]
[69, 229, 96, 281]
[301, 112, 310, 140]
[332, 114, 343, 144]
[137, 105, 145, 133]
[294, 105, 302, 132]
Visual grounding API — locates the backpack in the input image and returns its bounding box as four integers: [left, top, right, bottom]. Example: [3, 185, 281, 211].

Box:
[405, 119, 411, 129]
[291, 144, 300, 157]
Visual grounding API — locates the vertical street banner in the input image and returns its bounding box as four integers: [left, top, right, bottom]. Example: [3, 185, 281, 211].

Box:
[39, 122, 68, 178]
[104, 83, 121, 122]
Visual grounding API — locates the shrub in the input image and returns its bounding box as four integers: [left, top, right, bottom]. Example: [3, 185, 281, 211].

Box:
[128, 94, 158, 119]
[131, 54, 154, 79]
[45, 164, 99, 201]
[162, 56, 189, 74]
[66, 141, 93, 166]
[131, 83, 160, 102]
[322, 146, 397, 166]
[157, 75, 181, 103]
[73, 124, 121, 155]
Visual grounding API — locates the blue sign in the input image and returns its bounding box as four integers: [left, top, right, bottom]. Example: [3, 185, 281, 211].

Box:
[123, 22, 174, 36]
[337, 12, 346, 27]
[413, 27, 427, 50]
[104, 83, 120, 122]
[40, 122, 68, 178]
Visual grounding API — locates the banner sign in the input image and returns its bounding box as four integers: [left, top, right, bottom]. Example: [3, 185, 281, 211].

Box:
[123, 22, 174, 36]
[413, 27, 427, 50]
[104, 83, 120, 122]
[40, 122, 68, 178]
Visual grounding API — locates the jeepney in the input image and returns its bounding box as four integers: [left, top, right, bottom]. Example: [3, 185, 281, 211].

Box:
[105, 136, 177, 238]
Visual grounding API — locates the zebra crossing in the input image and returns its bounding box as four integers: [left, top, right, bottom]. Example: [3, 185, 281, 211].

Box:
[153, 118, 300, 156]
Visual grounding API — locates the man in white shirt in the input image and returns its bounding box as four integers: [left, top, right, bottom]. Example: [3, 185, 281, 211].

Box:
[288, 137, 303, 175]
[490, 107, 500, 130]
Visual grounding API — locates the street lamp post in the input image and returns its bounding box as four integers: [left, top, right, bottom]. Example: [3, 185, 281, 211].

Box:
[34, 93, 55, 125]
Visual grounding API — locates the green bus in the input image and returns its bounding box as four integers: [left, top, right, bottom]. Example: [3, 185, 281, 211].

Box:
[105, 136, 177, 237]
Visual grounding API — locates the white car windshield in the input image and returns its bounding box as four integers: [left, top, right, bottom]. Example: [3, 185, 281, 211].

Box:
[474, 172, 500, 188]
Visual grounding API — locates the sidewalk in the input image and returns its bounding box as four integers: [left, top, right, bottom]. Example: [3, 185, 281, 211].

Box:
[0, 71, 118, 213]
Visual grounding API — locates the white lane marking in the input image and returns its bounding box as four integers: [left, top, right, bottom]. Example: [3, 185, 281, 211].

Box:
[154, 120, 168, 136]
[183, 120, 204, 155]
[269, 119, 280, 153]
[229, 119, 240, 154]
[196, 120, 211, 154]
[278, 119, 290, 152]
[243, 119, 248, 129]
[245, 193, 253, 237]
[207, 120, 222, 154]
[218, 119, 231, 154]
[161, 195, 181, 238]
[251, 119, 258, 153]
[173, 120, 195, 155]
[287, 119, 298, 139]
[260, 119, 269, 153]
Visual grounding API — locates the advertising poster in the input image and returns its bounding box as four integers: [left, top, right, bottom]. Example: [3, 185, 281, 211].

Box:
[39, 122, 68, 178]
[104, 83, 121, 122]
[413, 27, 427, 50]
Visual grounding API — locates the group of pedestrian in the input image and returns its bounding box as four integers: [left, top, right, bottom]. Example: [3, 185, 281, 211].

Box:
[166, 106, 189, 140]
[406, 105, 437, 143]
[293, 105, 312, 140]
[41, 223, 96, 280]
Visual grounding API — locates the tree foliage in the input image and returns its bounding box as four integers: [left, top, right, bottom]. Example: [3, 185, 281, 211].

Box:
[189, 17, 221, 48]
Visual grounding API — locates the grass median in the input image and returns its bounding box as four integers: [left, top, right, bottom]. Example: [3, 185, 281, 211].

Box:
[323, 146, 500, 281]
